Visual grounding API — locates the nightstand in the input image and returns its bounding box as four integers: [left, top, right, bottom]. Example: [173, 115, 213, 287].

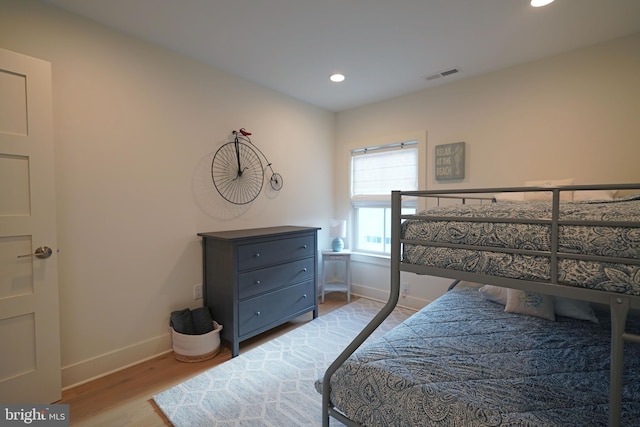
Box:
[320, 250, 351, 303]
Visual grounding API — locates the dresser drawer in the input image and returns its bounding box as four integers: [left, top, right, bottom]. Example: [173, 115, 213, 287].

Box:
[238, 258, 315, 300]
[238, 281, 315, 337]
[237, 235, 315, 271]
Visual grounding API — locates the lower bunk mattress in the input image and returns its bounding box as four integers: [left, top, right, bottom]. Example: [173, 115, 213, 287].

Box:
[320, 286, 640, 426]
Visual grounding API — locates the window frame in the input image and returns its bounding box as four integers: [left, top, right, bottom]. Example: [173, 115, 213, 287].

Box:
[350, 134, 425, 256]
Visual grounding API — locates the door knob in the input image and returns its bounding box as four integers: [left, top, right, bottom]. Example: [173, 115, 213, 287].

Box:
[17, 246, 53, 259]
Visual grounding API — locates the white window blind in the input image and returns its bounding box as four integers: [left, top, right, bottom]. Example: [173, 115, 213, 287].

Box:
[351, 142, 418, 207]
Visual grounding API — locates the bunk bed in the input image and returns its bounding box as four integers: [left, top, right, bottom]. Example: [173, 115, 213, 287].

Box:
[321, 184, 640, 427]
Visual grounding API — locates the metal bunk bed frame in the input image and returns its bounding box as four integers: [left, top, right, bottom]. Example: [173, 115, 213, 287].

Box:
[322, 184, 640, 427]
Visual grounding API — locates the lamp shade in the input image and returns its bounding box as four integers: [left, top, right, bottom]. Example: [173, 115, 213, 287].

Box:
[329, 219, 346, 238]
[330, 219, 347, 252]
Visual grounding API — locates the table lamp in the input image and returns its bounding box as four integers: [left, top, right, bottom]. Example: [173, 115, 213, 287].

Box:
[330, 219, 347, 252]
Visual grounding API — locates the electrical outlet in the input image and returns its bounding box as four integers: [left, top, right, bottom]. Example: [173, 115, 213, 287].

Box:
[401, 281, 409, 298]
[193, 284, 203, 300]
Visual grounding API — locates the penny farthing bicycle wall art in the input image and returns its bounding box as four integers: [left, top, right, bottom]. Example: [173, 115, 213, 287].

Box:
[211, 128, 283, 205]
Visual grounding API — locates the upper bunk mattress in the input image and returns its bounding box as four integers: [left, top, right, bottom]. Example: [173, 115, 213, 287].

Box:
[401, 197, 640, 295]
[323, 285, 640, 426]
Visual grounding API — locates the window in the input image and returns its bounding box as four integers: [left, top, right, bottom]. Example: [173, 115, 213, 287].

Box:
[351, 141, 418, 255]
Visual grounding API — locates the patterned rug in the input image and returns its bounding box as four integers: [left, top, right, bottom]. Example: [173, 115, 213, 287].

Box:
[153, 298, 414, 426]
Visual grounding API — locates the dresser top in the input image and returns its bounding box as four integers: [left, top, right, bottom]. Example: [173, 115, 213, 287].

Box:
[198, 225, 320, 241]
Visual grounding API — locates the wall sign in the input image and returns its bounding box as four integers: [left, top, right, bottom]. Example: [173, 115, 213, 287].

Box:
[435, 142, 465, 180]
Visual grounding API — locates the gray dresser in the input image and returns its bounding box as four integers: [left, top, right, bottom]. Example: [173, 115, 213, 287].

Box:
[198, 226, 320, 357]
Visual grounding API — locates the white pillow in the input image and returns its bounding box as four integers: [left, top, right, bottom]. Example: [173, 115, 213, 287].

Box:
[554, 297, 599, 323]
[524, 178, 574, 202]
[573, 190, 617, 201]
[505, 289, 555, 321]
[480, 285, 598, 323]
[479, 285, 508, 304]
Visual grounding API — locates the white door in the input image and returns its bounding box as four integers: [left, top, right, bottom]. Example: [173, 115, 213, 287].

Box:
[0, 48, 61, 403]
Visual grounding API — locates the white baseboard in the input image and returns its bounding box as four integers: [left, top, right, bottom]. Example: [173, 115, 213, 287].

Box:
[61, 281, 428, 390]
[351, 282, 430, 311]
[61, 332, 172, 390]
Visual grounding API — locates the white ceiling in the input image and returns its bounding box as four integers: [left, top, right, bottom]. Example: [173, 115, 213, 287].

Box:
[42, 0, 640, 112]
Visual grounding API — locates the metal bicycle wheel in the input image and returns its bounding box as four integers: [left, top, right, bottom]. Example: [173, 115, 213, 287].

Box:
[211, 141, 264, 204]
[269, 172, 283, 191]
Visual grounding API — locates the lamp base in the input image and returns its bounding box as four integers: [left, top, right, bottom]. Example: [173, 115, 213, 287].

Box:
[331, 237, 344, 252]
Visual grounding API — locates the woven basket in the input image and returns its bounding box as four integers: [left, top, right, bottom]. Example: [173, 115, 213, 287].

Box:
[171, 321, 223, 362]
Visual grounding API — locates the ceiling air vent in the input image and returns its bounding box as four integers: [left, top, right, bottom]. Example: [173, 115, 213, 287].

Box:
[424, 67, 461, 81]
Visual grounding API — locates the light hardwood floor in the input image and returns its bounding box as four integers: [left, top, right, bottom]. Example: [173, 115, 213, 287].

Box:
[59, 293, 350, 426]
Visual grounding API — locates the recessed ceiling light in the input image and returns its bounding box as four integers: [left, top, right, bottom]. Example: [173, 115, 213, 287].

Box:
[329, 73, 345, 83]
[531, 0, 555, 7]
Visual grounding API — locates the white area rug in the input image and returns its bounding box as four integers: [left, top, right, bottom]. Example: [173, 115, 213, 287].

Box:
[153, 298, 414, 426]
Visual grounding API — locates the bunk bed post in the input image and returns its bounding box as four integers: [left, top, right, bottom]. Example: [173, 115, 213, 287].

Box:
[550, 190, 560, 283]
[609, 295, 629, 427]
[390, 190, 402, 318]
[320, 191, 404, 426]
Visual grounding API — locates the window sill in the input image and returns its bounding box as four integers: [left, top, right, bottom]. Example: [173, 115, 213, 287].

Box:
[350, 251, 391, 267]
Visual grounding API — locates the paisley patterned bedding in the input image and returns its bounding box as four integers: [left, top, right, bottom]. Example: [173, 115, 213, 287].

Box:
[325, 286, 640, 426]
[402, 197, 640, 295]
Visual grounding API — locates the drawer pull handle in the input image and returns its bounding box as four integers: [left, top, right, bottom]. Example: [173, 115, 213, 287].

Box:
[302, 294, 307, 299]
[302, 268, 307, 272]
[255, 253, 260, 257]
[256, 311, 261, 316]
[302, 245, 307, 249]
[255, 280, 261, 285]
